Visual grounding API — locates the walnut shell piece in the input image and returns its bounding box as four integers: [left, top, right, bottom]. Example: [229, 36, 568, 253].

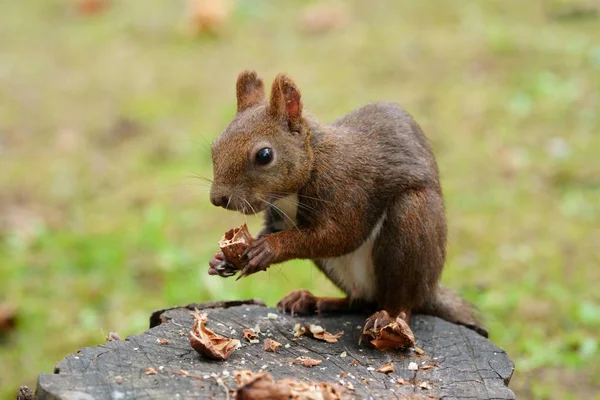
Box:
[218, 224, 254, 268]
[189, 311, 240, 361]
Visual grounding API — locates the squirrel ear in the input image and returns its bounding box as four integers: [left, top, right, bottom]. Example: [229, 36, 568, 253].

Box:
[236, 70, 266, 112]
[269, 73, 303, 132]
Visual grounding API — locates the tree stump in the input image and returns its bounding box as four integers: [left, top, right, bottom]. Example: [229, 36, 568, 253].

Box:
[36, 299, 515, 399]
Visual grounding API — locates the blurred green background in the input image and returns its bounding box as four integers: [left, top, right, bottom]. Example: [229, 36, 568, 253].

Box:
[1, 0, 599, 399]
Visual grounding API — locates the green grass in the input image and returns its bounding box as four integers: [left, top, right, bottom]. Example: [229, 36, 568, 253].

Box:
[1, 1, 599, 399]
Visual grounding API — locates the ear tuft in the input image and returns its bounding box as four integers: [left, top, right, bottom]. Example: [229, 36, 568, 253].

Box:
[236, 70, 265, 112]
[269, 73, 303, 132]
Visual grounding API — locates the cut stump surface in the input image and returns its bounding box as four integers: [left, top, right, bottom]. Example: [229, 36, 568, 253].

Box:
[36, 299, 515, 399]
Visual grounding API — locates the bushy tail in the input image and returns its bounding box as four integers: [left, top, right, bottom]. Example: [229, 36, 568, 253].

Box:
[415, 285, 488, 338]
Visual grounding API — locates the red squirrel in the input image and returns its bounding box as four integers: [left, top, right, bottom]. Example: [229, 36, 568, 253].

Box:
[208, 71, 487, 339]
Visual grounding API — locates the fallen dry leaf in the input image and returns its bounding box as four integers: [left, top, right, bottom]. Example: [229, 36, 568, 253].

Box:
[376, 362, 395, 374]
[145, 367, 158, 375]
[243, 328, 259, 341]
[185, 0, 234, 35]
[76, 0, 109, 16]
[189, 311, 240, 361]
[294, 356, 322, 368]
[298, 3, 350, 34]
[234, 371, 345, 400]
[219, 224, 253, 268]
[362, 311, 415, 350]
[16, 386, 33, 400]
[0, 304, 16, 335]
[263, 338, 282, 353]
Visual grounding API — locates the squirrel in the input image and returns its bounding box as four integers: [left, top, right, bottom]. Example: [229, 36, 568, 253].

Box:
[208, 70, 487, 339]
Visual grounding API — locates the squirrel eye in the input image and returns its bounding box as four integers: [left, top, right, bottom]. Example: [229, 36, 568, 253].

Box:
[255, 147, 273, 166]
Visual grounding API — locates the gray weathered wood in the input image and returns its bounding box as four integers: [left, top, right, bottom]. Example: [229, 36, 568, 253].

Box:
[36, 300, 515, 399]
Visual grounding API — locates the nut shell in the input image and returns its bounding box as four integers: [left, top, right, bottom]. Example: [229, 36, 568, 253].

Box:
[218, 224, 254, 268]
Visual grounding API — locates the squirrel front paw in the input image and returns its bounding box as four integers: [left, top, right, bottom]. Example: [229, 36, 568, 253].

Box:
[237, 236, 277, 279]
[208, 251, 238, 278]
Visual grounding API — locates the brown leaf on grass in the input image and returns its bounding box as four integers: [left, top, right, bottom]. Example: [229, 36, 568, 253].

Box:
[298, 3, 350, 34]
[219, 224, 253, 269]
[145, 367, 158, 375]
[186, 0, 234, 35]
[0, 304, 16, 335]
[16, 386, 34, 400]
[76, 0, 109, 16]
[234, 371, 346, 400]
[294, 356, 322, 368]
[362, 311, 415, 350]
[243, 328, 259, 341]
[189, 311, 240, 361]
[376, 362, 395, 374]
[263, 338, 282, 353]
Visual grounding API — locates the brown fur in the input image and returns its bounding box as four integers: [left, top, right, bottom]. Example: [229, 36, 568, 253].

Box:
[210, 71, 487, 337]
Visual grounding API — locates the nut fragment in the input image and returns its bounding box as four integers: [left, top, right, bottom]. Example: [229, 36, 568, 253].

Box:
[243, 329, 259, 341]
[145, 367, 158, 375]
[218, 224, 254, 268]
[376, 362, 395, 374]
[294, 323, 343, 343]
[263, 338, 282, 353]
[361, 311, 415, 350]
[157, 338, 169, 345]
[189, 311, 240, 361]
[234, 371, 345, 400]
[294, 356, 322, 367]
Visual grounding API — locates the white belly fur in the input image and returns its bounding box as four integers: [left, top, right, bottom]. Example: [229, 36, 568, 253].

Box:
[321, 212, 386, 302]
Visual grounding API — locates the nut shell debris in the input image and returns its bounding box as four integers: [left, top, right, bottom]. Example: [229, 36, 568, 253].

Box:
[294, 356, 323, 367]
[234, 370, 345, 400]
[263, 338, 282, 353]
[189, 311, 240, 361]
[294, 323, 344, 343]
[361, 311, 415, 350]
[376, 362, 395, 374]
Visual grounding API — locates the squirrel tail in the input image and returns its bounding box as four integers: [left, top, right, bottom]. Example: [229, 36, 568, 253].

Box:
[415, 285, 488, 338]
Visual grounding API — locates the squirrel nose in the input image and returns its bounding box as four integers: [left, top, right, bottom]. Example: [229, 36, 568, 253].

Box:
[210, 194, 230, 208]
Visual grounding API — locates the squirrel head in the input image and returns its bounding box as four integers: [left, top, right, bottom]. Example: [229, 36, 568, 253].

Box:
[210, 71, 313, 214]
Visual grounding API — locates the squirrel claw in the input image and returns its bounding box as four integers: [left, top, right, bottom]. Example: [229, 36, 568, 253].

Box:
[243, 237, 275, 272]
[208, 252, 238, 278]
